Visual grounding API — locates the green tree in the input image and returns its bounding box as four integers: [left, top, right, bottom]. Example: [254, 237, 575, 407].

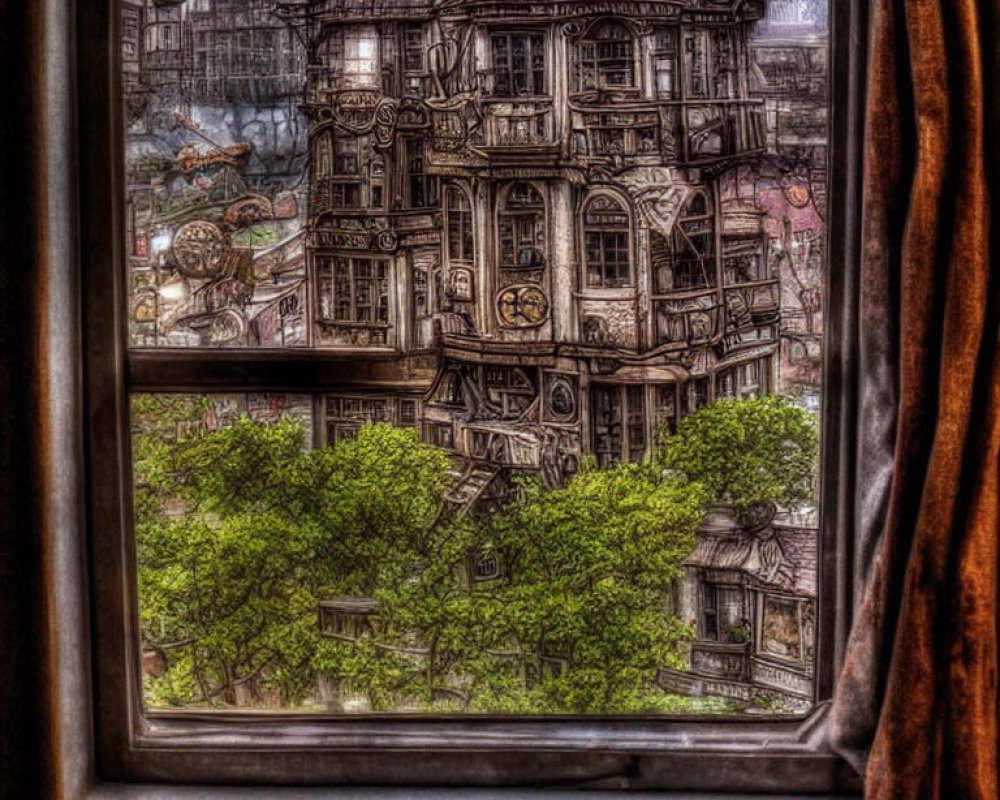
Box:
[660, 395, 818, 521]
[479, 461, 707, 713]
[135, 414, 454, 708]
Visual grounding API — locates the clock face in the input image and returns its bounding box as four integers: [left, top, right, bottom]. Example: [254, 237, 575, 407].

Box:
[172, 220, 227, 278]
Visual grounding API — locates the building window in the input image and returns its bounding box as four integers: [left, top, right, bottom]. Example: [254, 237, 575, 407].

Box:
[405, 138, 437, 208]
[657, 193, 715, 291]
[491, 32, 546, 96]
[723, 237, 766, 284]
[654, 384, 678, 435]
[317, 256, 390, 326]
[498, 183, 545, 268]
[653, 28, 678, 99]
[325, 395, 393, 444]
[761, 595, 814, 663]
[343, 25, 379, 88]
[715, 356, 772, 400]
[702, 584, 747, 642]
[398, 398, 418, 427]
[584, 194, 631, 288]
[403, 23, 424, 73]
[575, 21, 636, 91]
[687, 377, 709, 413]
[592, 384, 645, 465]
[447, 188, 474, 263]
[684, 31, 710, 100]
[334, 137, 359, 175]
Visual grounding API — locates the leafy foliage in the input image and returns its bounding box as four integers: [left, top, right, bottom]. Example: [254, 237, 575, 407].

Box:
[659, 395, 818, 520]
[133, 394, 815, 713]
[135, 405, 452, 708]
[478, 462, 706, 713]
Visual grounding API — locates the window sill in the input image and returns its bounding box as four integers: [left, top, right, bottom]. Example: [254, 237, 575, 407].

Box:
[90, 788, 860, 800]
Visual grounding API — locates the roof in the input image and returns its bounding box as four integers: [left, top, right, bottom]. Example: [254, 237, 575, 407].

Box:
[685, 523, 817, 597]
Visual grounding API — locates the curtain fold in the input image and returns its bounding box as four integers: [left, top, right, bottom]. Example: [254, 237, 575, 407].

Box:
[830, 0, 1000, 797]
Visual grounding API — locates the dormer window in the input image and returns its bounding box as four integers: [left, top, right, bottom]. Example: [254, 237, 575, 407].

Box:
[575, 21, 636, 92]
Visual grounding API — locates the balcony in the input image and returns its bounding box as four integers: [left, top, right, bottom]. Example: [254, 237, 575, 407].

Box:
[652, 288, 721, 347]
[724, 278, 780, 324]
[679, 100, 767, 167]
[689, 641, 751, 682]
[475, 101, 560, 164]
[483, 101, 555, 148]
[303, 0, 432, 21]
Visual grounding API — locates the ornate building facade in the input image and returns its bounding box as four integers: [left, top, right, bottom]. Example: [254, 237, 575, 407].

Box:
[280, 0, 780, 506]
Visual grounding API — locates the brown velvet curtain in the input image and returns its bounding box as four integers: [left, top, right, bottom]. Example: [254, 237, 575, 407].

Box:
[830, 0, 1000, 796]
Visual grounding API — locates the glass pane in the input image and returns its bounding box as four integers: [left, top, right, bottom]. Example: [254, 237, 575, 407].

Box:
[124, 0, 828, 716]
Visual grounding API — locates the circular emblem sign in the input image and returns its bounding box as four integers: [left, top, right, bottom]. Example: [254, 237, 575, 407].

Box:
[173, 220, 227, 279]
[497, 285, 549, 328]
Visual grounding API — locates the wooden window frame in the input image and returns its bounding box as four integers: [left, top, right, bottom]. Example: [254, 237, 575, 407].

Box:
[575, 20, 638, 93]
[497, 181, 547, 269]
[490, 31, 547, 97]
[316, 255, 390, 327]
[583, 193, 633, 288]
[404, 136, 438, 209]
[66, 0, 870, 793]
[446, 186, 475, 264]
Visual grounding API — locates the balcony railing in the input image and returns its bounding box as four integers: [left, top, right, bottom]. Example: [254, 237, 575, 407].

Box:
[682, 101, 766, 164]
[749, 656, 812, 698]
[483, 102, 555, 148]
[652, 289, 721, 346]
[569, 99, 766, 165]
[724, 278, 780, 322]
[463, 424, 542, 469]
[183, 75, 303, 104]
[690, 641, 751, 681]
[142, 50, 185, 70]
[305, 0, 432, 20]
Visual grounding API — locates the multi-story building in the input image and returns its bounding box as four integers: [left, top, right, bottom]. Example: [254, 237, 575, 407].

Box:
[184, 0, 306, 105]
[140, 0, 188, 100]
[750, 0, 827, 406]
[287, 0, 780, 508]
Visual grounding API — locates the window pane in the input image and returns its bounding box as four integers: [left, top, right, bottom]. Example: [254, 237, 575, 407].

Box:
[123, 0, 829, 717]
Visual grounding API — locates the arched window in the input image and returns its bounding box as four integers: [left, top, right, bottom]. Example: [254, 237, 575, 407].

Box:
[584, 195, 631, 288]
[446, 188, 474, 263]
[654, 193, 716, 291]
[575, 21, 636, 91]
[498, 183, 545, 268]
